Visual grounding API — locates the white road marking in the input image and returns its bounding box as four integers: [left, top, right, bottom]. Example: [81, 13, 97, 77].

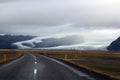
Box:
[31, 54, 37, 61]
[34, 56, 37, 61]
[31, 54, 38, 80]
[34, 68, 37, 80]
[35, 61, 37, 64]
[34, 69, 37, 74]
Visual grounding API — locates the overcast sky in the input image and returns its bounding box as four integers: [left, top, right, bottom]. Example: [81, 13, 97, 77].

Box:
[0, 0, 120, 49]
[0, 0, 120, 34]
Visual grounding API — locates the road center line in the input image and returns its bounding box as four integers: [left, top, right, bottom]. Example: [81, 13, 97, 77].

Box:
[34, 68, 37, 80]
[31, 54, 37, 61]
[35, 61, 37, 64]
[34, 69, 37, 74]
[31, 54, 38, 79]
[30, 54, 38, 79]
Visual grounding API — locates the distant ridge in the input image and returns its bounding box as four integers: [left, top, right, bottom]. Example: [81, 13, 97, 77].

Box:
[0, 34, 34, 49]
[107, 37, 120, 51]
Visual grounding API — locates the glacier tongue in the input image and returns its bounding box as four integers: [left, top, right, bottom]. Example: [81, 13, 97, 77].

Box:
[13, 35, 106, 50]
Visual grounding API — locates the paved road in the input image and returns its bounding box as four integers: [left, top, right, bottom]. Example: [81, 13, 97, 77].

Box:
[0, 53, 109, 80]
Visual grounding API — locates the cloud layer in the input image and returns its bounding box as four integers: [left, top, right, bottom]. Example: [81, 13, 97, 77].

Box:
[0, 0, 120, 29]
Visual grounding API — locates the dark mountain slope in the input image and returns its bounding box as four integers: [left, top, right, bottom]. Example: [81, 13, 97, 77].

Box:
[107, 37, 120, 51]
[0, 35, 34, 49]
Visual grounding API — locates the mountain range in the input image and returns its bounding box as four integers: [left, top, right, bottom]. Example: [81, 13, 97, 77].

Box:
[0, 34, 119, 51]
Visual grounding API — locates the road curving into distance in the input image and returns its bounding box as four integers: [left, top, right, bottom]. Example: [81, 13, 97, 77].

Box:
[0, 53, 112, 80]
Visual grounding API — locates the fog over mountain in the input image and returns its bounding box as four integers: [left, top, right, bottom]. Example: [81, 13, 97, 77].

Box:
[0, 0, 120, 50]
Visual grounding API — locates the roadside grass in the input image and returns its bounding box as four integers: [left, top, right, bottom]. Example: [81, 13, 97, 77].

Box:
[38, 50, 120, 80]
[70, 60, 120, 80]
[0, 50, 23, 63]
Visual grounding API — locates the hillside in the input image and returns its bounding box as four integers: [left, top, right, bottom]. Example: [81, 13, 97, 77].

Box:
[0, 35, 34, 49]
[107, 37, 120, 51]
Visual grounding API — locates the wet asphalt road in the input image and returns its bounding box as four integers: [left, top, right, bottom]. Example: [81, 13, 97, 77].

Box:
[0, 53, 110, 80]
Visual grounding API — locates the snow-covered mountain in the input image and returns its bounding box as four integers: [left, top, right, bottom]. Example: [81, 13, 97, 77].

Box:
[13, 35, 107, 50]
[13, 35, 83, 49]
[0, 34, 108, 50]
